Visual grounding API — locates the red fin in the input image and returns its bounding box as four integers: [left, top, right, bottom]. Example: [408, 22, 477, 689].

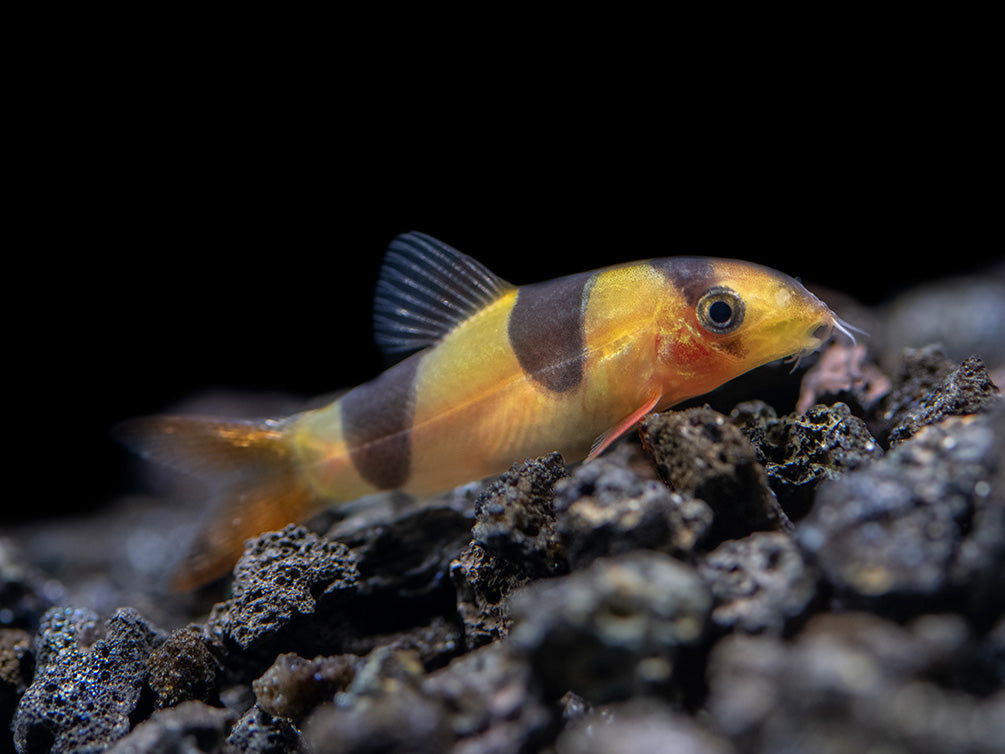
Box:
[587, 391, 662, 460]
[117, 415, 319, 590]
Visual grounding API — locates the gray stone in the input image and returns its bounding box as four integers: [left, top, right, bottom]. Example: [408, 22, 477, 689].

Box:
[699, 532, 818, 635]
[508, 551, 711, 703]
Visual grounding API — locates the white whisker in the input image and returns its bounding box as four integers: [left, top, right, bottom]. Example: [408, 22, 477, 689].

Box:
[831, 314, 868, 347]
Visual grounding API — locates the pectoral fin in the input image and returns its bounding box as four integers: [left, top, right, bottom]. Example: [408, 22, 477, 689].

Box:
[587, 391, 662, 460]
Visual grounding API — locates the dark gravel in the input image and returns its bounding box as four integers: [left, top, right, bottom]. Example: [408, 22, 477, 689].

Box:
[3, 271, 1003, 753]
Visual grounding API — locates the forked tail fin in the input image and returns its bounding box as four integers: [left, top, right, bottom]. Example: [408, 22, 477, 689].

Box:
[117, 414, 319, 590]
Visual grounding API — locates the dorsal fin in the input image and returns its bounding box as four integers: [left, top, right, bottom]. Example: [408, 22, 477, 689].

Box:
[373, 232, 514, 360]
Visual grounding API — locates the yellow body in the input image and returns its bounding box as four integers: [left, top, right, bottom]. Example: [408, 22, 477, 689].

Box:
[124, 233, 845, 588]
[295, 265, 663, 498]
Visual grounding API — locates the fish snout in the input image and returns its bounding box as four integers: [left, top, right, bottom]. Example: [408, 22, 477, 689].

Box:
[812, 310, 865, 350]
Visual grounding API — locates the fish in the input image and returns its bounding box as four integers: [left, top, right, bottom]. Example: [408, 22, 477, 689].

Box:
[121, 231, 857, 589]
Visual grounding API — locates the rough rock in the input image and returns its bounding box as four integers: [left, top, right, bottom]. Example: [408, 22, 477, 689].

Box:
[422, 641, 555, 753]
[105, 701, 236, 754]
[887, 355, 1000, 444]
[147, 625, 220, 708]
[451, 454, 568, 649]
[796, 408, 1004, 624]
[556, 699, 734, 754]
[303, 686, 449, 754]
[639, 406, 791, 541]
[508, 551, 711, 703]
[252, 652, 357, 721]
[470, 452, 567, 574]
[553, 454, 713, 569]
[227, 705, 299, 754]
[338, 614, 463, 671]
[331, 504, 472, 601]
[880, 344, 958, 436]
[706, 612, 1004, 754]
[450, 542, 525, 650]
[12, 607, 160, 754]
[698, 532, 818, 636]
[7, 274, 1005, 753]
[327, 504, 470, 657]
[207, 524, 360, 654]
[1, 629, 32, 754]
[732, 401, 883, 520]
[301, 648, 449, 754]
[796, 342, 891, 417]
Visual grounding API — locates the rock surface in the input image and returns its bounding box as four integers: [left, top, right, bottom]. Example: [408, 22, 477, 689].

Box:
[4, 266, 1004, 753]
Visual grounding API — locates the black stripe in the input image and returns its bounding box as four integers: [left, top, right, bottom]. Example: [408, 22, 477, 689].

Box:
[508, 272, 591, 392]
[652, 258, 748, 358]
[340, 354, 422, 489]
[650, 257, 717, 307]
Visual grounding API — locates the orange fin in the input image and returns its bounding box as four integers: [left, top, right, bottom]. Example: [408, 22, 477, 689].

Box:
[171, 478, 317, 591]
[117, 415, 319, 590]
[587, 391, 662, 460]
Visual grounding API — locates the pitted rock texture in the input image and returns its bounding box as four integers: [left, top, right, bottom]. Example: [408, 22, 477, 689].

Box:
[887, 354, 1000, 444]
[508, 551, 711, 703]
[13, 608, 159, 754]
[640, 406, 791, 541]
[147, 625, 220, 708]
[4, 330, 1004, 752]
[471, 452, 567, 574]
[733, 401, 883, 519]
[451, 453, 568, 649]
[797, 408, 1004, 623]
[208, 524, 360, 653]
[699, 532, 818, 636]
[553, 454, 713, 569]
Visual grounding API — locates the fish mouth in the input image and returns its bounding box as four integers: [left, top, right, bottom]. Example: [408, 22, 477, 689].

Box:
[811, 321, 834, 347]
[785, 311, 865, 372]
[808, 311, 866, 352]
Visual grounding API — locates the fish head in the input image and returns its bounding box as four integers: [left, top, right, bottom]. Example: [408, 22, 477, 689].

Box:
[652, 257, 849, 400]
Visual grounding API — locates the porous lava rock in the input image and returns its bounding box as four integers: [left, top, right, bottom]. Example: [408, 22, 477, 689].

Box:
[553, 452, 713, 569]
[796, 408, 1004, 624]
[451, 453, 568, 649]
[707, 612, 1004, 754]
[104, 701, 236, 754]
[508, 551, 711, 703]
[147, 625, 220, 708]
[207, 524, 360, 655]
[887, 354, 1000, 444]
[639, 406, 791, 541]
[698, 532, 818, 636]
[12, 607, 160, 754]
[732, 401, 883, 519]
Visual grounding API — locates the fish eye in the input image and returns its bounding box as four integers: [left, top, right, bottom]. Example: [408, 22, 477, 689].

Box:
[697, 287, 744, 334]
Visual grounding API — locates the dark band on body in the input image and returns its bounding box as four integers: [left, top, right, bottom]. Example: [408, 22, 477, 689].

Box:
[340, 354, 421, 489]
[508, 272, 592, 392]
[651, 257, 748, 358]
[650, 257, 717, 307]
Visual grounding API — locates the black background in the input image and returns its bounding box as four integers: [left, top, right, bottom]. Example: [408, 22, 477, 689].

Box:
[8, 21, 997, 522]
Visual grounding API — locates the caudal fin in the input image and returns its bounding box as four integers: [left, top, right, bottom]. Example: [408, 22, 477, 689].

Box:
[117, 414, 319, 590]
